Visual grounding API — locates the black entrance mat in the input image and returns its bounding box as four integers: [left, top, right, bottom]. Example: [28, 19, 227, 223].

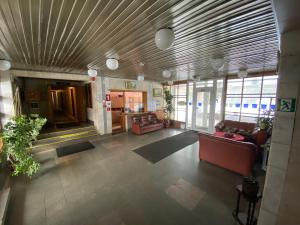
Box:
[56, 141, 95, 157]
[133, 130, 198, 163]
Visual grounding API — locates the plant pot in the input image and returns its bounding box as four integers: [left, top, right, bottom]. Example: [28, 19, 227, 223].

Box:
[256, 129, 268, 146]
[164, 119, 171, 128]
[242, 177, 259, 198]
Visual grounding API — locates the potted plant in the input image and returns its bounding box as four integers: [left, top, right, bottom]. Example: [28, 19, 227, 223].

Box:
[256, 110, 274, 145]
[1, 114, 46, 177]
[163, 88, 174, 127]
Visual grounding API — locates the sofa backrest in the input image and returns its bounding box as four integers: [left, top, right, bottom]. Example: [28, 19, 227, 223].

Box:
[199, 132, 257, 176]
[132, 113, 158, 124]
[223, 120, 256, 132]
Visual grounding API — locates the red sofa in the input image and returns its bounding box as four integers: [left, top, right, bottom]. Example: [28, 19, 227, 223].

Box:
[215, 120, 269, 146]
[131, 113, 164, 135]
[199, 132, 258, 176]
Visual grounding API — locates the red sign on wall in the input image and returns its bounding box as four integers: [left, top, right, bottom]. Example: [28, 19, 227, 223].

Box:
[106, 94, 110, 101]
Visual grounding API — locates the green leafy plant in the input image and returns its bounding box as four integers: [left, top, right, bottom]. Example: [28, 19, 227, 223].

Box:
[257, 110, 274, 131]
[1, 114, 46, 177]
[163, 88, 174, 119]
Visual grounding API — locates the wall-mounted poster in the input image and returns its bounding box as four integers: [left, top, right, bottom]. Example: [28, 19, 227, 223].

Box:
[125, 80, 137, 89]
[153, 88, 162, 97]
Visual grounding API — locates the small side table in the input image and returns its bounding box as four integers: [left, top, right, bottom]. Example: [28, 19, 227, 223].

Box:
[233, 185, 262, 225]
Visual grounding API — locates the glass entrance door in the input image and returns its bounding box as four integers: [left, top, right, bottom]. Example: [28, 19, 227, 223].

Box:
[195, 87, 215, 132]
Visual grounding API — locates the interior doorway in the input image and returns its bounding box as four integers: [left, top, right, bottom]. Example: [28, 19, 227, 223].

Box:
[49, 84, 87, 129]
[110, 90, 147, 134]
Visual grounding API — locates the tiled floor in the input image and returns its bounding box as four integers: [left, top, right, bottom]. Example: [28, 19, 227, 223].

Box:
[6, 129, 263, 225]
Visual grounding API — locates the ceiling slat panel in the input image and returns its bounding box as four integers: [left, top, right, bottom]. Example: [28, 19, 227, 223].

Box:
[0, 0, 278, 81]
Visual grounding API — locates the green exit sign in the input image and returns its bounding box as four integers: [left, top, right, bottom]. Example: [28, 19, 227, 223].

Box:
[278, 98, 296, 112]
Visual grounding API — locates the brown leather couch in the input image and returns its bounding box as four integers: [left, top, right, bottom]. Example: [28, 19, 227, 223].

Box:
[131, 113, 164, 135]
[215, 120, 261, 143]
[199, 132, 258, 176]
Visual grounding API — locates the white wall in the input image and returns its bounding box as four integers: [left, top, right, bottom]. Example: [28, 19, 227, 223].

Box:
[0, 71, 14, 129]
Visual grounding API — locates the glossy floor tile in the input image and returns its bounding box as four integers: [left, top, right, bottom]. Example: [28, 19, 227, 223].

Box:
[6, 129, 264, 225]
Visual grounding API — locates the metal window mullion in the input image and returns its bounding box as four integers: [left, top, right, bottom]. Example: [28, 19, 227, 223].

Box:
[239, 78, 245, 121]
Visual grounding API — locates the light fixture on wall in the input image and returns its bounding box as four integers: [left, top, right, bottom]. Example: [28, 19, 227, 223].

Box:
[137, 75, 144, 81]
[238, 68, 248, 78]
[106, 58, 119, 70]
[0, 60, 11, 71]
[210, 57, 224, 70]
[155, 28, 175, 50]
[162, 69, 172, 78]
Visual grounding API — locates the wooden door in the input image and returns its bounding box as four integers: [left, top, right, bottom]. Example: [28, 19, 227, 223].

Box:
[75, 86, 87, 122]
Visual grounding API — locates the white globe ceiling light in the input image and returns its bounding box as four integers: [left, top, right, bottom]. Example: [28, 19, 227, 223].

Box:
[87, 69, 97, 77]
[155, 28, 175, 50]
[106, 58, 119, 70]
[0, 60, 11, 71]
[210, 57, 224, 70]
[137, 75, 144, 81]
[162, 69, 172, 78]
[238, 69, 248, 78]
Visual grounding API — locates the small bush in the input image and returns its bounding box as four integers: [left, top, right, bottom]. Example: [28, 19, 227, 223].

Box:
[1, 115, 46, 177]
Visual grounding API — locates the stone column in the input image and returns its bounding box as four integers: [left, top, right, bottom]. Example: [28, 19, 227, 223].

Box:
[258, 29, 300, 225]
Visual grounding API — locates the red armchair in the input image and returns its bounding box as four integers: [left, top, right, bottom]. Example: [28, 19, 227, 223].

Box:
[199, 132, 258, 176]
[131, 113, 164, 135]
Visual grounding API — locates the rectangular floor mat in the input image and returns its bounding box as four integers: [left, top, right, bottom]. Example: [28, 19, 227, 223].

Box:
[133, 130, 198, 163]
[56, 141, 94, 157]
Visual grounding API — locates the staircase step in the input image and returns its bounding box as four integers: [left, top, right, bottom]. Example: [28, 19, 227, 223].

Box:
[38, 125, 95, 140]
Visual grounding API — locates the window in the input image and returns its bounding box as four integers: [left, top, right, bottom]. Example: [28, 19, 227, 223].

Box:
[171, 83, 187, 122]
[225, 75, 278, 123]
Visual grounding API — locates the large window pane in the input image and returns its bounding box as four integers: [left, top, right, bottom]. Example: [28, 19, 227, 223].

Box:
[262, 76, 278, 95]
[227, 79, 243, 94]
[243, 77, 262, 94]
[225, 75, 278, 123]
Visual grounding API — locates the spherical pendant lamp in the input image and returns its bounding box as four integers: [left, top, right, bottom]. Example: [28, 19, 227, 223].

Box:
[137, 75, 144, 81]
[167, 81, 173, 85]
[162, 69, 172, 78]
[87, 69, 97, 77]
[210, 57, 224, 70]
[155, 28, 175, 50]
[238, 69, 248, 78]
[106, 58, 119, 70]
[0, 60, 11, 71]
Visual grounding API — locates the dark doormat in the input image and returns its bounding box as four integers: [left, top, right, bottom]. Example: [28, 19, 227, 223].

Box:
[56, 141, 95, 157]
[133, 130, 198, 163]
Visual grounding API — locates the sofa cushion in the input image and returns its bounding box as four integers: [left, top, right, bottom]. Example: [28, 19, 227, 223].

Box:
[132, 117, 140, 124]
[140, 116, 149, 126]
